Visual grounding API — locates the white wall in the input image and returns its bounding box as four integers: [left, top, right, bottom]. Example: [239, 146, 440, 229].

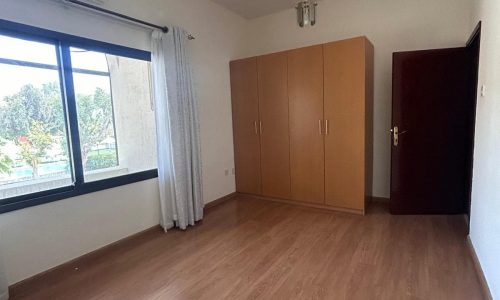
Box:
[236, 0, 474, 197]
[0, 0, 246, 203]
[0, 233, 7, 300]
[0, 179, 160, 284]
[0, 0, 490, 291]
[0, 0, 246, 285]
[109, 0, 247, 201]
[469, 0, 500, 298]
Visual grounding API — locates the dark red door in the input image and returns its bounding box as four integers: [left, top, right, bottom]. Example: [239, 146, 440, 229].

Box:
[390, 48, 475, 214]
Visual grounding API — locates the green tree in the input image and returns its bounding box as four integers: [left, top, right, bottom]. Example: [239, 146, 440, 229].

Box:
[0, 83, 115, 175]
[76, 87, 114, 168]
[0, 83, 63, 178]
[0, 140, 13, 175]
[0, 83, 64, 139]
[16, 122, 53, 178]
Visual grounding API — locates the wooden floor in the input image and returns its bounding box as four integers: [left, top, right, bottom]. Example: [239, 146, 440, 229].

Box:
[11, 195, 483, 300]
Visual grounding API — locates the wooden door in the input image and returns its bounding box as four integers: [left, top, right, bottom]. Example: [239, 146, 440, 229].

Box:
[288, 45, 325, 204]
[230, 58, 261, 194]
[258, 52, 291, 199]
[324, 37, 366, 210]
[391, 48, 473, 214]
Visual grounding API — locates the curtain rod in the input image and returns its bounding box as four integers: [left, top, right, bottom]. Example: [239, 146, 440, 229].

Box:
[62, 0, 195, 40]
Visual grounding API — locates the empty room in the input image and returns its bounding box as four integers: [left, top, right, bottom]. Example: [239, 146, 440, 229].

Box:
[0, 0, 499, 299]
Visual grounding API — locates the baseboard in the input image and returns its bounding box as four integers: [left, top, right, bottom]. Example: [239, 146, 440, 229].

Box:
[463, 214, 470, 228]
[204, 192, 238, 210]
[9, 225, 162, 298]
[240, 193, 364, 215]
[0, 290, 8, 300]
[8, 193, 239, 297]
[371, 196, 390, 203]
[466, 236, 493, 300]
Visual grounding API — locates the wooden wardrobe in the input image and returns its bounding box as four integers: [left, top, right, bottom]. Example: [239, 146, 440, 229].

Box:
[230, 36, 374, 215]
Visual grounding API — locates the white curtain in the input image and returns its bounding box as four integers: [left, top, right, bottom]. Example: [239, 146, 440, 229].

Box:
[151, 27, 204, 231]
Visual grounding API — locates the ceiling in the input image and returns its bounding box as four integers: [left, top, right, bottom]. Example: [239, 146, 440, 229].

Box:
[210, 0, 300, 19]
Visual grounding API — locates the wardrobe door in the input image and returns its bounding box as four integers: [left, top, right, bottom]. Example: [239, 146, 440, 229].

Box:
[258, 52, 291, 199]
[288, 45, 325, 204]
[230, 58, 262, 194]
[324, 37, 366, 211]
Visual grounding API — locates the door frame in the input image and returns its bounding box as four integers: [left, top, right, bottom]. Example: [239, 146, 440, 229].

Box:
[465, 21, 482, 229]
[389, 22, 482, 217]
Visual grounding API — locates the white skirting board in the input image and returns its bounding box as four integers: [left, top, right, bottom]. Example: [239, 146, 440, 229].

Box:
[466, 236, 493, 300]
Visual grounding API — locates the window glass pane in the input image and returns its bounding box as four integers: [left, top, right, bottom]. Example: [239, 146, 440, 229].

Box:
[70, 48, 157, 182]
[70, 47, 109, 72]
[0, 35, 58, 65]
[0, 36, 72, 200]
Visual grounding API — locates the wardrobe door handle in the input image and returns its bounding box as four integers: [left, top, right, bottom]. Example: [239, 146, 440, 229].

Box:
[325, 120, 329, 135]
[259, 121, 263, 134]
[318, 120, 323, 135]
[254, 121, 258, 135]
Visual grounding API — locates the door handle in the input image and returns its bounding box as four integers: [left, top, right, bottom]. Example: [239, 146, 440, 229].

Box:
[318, 120, 323, 135]
[391, 126, 398, 146]
[391, 126, 408, 146]
[254, 121, 258, 135]
[325, 120, 329, 135]
[259, 121, 263, 135]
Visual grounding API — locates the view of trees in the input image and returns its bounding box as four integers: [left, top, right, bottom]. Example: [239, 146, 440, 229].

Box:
[0, 83, 65, 139]
[16, 121, 53, 178]
[0, 82, 117, 178]
[77, 87, 115, 167]
[0, 140, 12, 175]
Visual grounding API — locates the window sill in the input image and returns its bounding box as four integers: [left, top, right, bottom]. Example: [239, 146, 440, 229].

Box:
[0, 169, 158, 214]
[0, 167, 129, 200]
[86, 166, 129, 181]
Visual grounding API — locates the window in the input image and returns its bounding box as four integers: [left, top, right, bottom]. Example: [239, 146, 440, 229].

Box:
[0, 20, 158, 213]
[0, 35, 73, 198]
[70, 47, 157, 182]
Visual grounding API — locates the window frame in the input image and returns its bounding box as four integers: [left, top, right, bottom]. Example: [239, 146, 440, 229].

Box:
[0, 19, 158, 214]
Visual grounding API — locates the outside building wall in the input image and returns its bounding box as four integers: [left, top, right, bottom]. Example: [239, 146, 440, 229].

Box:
[107, 55, 157, 174]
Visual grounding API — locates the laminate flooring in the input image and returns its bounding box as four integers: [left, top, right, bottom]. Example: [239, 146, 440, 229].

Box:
[10, 195, 483, 300]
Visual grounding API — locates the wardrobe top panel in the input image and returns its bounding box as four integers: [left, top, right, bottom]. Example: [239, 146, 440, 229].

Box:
[230, 36, 373, 63]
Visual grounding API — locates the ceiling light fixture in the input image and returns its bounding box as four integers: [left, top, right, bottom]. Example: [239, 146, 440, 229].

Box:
[296, 1, 318, 27]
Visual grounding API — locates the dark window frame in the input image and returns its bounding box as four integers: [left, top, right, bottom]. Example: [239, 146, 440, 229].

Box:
[0, 19, 158, 214]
